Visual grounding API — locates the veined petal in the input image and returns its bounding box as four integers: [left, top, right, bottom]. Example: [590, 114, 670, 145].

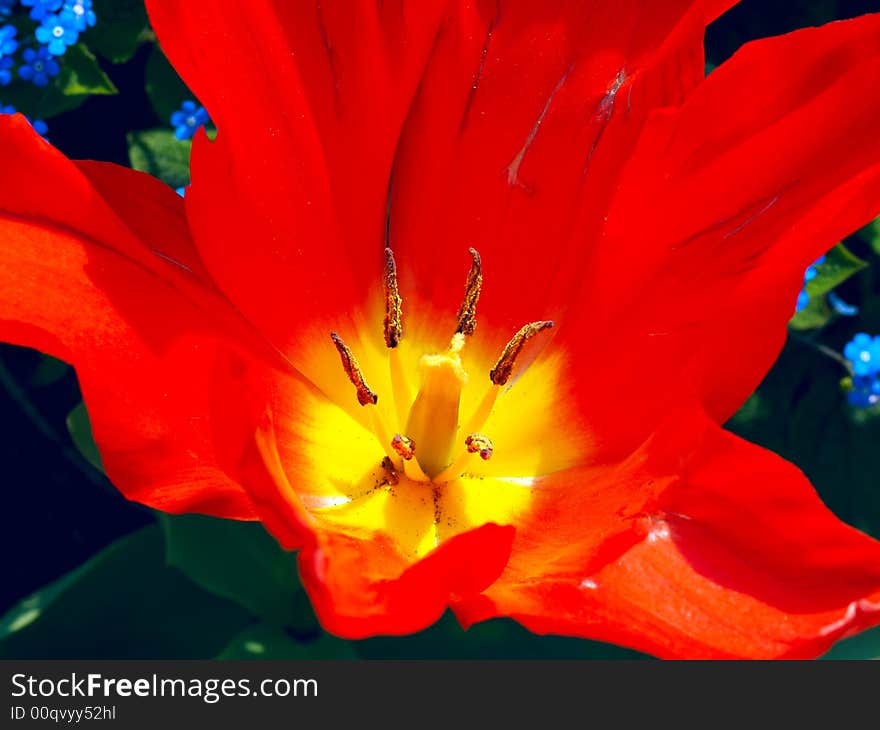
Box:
[0, 116, 262, 519]
[453, 409, 880, 659]
[565, 13, 880, 458]
[145, 0, 447, 391]
[389, 0, 737, 353]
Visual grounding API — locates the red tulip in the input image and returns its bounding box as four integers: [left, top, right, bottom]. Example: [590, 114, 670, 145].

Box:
[2, 0, 880, 658]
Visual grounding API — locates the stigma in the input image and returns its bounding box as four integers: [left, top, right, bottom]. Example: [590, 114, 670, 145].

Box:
[330, 247, 553, 484]
[405, 333, 467, 478]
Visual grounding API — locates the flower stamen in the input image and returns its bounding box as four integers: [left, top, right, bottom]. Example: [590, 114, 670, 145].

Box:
[490, 321, 554, 386]
[328, 334, 401, 463]
[465, 433, 494, 460]
[433, 423, 496, 482]
[391, 433, 416, 461]
[330, 331, 378, 406]
[330, 249, 553, 485]
[383, 247, 403, 348]
[455, 247, 483, 336]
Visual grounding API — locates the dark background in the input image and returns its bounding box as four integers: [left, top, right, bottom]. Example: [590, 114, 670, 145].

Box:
[1, 0, 879, 652]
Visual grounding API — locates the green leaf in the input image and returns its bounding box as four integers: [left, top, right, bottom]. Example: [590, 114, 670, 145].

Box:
[0, 81, 89, 120]
[145, 45, 193, 124]
[161, 514, 319, 634]
[789, 292, 831, 331]
[804, 243, 867, 297]
[87, 0, 150, 64]
[789, 243, 866, 330]
[217, 624, 358, 660]
[866, 217, 880, 256]
[0, 526, 253, 658]
[66, 401, 104, 473]
[127, 128, 191, 188]
[0, 44, 116, 119]
[57, 44, 118, 96]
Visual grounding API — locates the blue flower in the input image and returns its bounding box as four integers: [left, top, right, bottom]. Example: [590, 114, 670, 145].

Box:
[0, 25, 16, 86]
[175, 186, 186, 197]
[18, 46, 60, 86]
[21, 0, 62, 21]
[796, 289, 810, 312]
[0, 0, 16, 18]
[63, 0, 95, 31]
[847, 375, 880, 409]
[36, 10, 80, 55]
[0, 55, 12, 86]
[844, 333, 880, 378]
[170, 100, 210, 140]
[0, 23, 17, 58]
[0, 103, 15, 114]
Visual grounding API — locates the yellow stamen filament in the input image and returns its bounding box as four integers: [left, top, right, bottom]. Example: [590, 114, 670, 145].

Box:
[330, 332, 378, 406]
[436, 431, 496, 483]
[367, 405, 403, 466]
[391, 433, 416, 461]
[435, 321, 554, 483]
[465, 433, 494, 460]
[462, 383, 500, 435]
[389, 346, 411, 430]
[455, 248, 483, 336]
[434, 424, 497, 484]
[490, 321, 554, 386]
[383, 247, 403, 348]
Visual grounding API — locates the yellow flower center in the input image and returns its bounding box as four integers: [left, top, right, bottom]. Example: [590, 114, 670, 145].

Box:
[293, 247, 588, 558]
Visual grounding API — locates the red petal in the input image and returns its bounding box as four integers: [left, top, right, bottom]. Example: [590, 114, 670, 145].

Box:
[300, 522, 514, 639]
[454, 410, 880, 659]
[75, 159, 213, 281]
[564, 13, 880, 458]
[0, 117, 258, 519]
[389, 0, 731, 352]
[208, 349, 319, 549]
[145, 0, 447, 380]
